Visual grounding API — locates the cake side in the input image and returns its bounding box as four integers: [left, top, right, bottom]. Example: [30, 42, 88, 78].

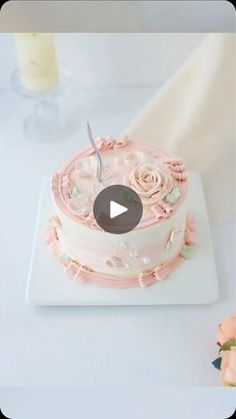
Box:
[45, 212, 195, 288]
[52, 193, 187, 277]
[47, 137, 194, 288]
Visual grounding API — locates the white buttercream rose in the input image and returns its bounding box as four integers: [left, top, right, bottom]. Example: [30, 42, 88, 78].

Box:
[124, 151, 145, 167]
[125, 163, 173, 205]
[71, 156, 97, 181]
[69, 192, 91, 216]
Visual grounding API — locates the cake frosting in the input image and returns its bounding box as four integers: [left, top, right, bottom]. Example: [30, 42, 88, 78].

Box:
[46, 136, 195, 288]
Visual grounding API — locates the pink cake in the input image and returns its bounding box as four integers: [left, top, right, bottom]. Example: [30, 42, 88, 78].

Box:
[46, 136, 195, 288]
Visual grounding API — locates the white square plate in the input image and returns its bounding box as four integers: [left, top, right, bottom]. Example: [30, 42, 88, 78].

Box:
[26, 171, 219, 305]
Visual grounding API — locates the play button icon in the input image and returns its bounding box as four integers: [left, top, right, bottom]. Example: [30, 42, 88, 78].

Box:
[93, 185, 143, 234]
[110, 201, 128, 219]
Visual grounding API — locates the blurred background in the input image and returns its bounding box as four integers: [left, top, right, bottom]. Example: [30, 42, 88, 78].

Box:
[0, 32, 207, 147]
[0, 33, 204, 89]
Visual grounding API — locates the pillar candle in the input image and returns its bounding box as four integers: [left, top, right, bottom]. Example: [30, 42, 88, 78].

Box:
[15, 33, 59, 92]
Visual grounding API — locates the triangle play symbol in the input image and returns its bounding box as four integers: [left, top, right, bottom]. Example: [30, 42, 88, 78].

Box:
[109, 201, 128, 219]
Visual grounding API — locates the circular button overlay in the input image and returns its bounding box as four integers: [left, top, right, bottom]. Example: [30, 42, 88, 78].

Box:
[93, 185, 143, 234]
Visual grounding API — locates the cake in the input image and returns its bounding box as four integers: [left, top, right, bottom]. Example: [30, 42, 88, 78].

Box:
[46, 136, 195, 288]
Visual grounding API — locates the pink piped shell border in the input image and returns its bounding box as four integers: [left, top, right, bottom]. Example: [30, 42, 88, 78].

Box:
[45, 215, 195, 289]
[51, 138, 188, 230]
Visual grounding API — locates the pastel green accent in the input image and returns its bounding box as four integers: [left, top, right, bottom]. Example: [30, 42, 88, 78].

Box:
[71, 185, 80, 198]
[220, 339, 236, 352]
[181, 246, 193, 259]
[164, 186, 181, 205]
[166, 240, 172, 251]
[59, 253, 71, 261]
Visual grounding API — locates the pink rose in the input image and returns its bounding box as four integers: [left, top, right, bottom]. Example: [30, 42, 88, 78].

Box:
[72, 156, 97, 179]
[220, 347, 236, 386]
[217, 315, 236, 346]
[125, 163, 173, 205]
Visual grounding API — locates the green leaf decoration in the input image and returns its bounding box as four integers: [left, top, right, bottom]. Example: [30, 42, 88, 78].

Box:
[164, 187, 180, 205]
[212, 357, 222, 370]
[71, 185, 80, 198]
[166, 240, 172, 251]
[220, 339, 236, 352]
[181, 246, 193, 259]
[59, 253, 71, 261]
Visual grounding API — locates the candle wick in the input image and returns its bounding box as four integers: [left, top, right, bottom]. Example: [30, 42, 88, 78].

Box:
[87, 122, 103, 183]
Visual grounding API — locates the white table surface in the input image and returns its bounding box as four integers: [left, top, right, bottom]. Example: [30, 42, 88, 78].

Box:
[0, 387, 235, 419]
[0, 84, 235, 391]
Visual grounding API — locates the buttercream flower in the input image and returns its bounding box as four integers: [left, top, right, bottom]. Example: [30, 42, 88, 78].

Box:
[101, 164, 113, 185]
[217, 315, 236, 346]
[164, 159, 187, 182]
[153, 266, 163, 282]
[113, 136, 128, 148]
[106, 256, 128, 268]
[66, 260, 83, 279]
[48, 215, 62, 230]
[124, 151, 145, 167]
[184, 214, 196, 246]
[71, 156, 97, 181]
[125, 163, 173, 205]
[45, 224, 61, 260]
[220, 347, 236, 386]
[97, 137, 114, 151]
[68, 192, 91, 216]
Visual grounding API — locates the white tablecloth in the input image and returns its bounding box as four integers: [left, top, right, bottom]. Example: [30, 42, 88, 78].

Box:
[0, 86, 235, 392]
[0, 388, 235, 419]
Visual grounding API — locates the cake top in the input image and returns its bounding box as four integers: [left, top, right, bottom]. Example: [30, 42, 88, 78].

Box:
[52, 137, 188, 230]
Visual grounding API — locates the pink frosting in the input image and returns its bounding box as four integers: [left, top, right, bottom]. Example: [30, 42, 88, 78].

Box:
[51, 138, 188, 230]
[125, 163, 173, 205]
[185, 214, 196, 246]
[164, 159, 187, 182]
[45, 214, 195, 289]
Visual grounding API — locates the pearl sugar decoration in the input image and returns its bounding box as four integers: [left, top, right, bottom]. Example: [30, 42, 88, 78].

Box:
[142, 256, 150, 265]
[118, 241, 128, 250]
[129, 251, 138, 259]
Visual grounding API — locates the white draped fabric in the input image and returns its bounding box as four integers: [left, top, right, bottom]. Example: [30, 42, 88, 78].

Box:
[126, 34, 236, 226]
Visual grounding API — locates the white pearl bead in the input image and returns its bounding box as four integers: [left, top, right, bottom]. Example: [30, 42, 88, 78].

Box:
[142, 256, 150, 265]
[129, 251, 138, 259]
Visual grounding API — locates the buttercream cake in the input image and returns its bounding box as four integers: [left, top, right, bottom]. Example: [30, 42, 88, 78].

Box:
[46, 136, 195, 288]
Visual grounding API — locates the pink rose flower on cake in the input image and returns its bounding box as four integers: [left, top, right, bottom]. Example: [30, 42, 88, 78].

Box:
[49, 137, 193, 289]
[125, 163, 173, 205]
[71, 156, 97, 180]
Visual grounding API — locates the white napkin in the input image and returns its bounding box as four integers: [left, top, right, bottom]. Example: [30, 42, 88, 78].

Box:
[126, 34, 235, 226]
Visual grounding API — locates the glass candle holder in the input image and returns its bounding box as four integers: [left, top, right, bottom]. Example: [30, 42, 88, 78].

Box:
[11, 68, 78, 141]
